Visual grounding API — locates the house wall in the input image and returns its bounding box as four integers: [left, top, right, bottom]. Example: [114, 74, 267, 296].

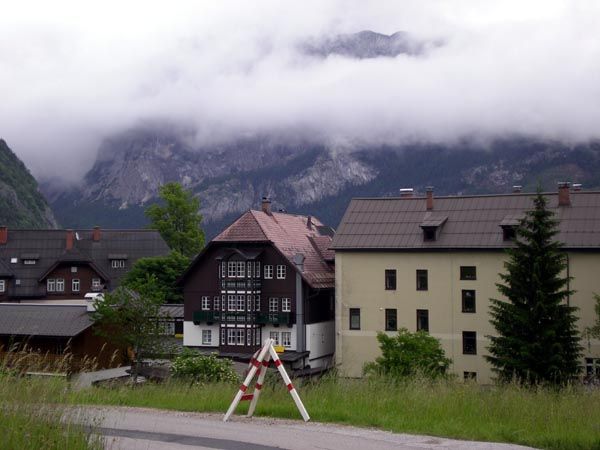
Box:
[0, 278, 10, 301]
[306, 320, 335, 368]
[183, 321, 219, 347]
[43, 264, 104, 299]
[335, 250, 600, 383]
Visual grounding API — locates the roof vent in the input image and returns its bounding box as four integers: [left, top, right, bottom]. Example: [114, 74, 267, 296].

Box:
[512, 185, 522, 193]
[400, 188, 414, 198]
[573, 183, 582, 191]
[558, 182, 571, 206]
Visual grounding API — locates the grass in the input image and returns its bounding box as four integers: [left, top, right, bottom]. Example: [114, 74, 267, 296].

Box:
[69, 375, 600, 450]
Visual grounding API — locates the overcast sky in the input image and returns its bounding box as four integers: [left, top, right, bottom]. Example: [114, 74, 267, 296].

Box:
[2, 0, 600, 182]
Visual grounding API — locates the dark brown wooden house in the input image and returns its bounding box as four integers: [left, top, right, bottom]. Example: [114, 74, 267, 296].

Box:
[180, 199, 335, 371]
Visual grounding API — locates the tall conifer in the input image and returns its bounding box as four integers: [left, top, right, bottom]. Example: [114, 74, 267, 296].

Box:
[487, 190, 582, 385]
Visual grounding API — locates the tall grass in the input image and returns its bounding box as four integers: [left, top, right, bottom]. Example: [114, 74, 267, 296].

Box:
[72, 375, 600, 450]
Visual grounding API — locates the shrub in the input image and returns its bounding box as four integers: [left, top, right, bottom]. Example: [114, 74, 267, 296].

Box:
[364, 328, 451, 379]
[171, 350, 238, 383]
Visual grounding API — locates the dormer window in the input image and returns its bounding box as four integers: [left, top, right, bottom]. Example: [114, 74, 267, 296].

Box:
[499, 214, 523, 242]
[21, 253, 39, 265]
[423, 227, 436, 241]
[420, 215, 447, 242]
[23, 259, 36, 265]
[111, 259, 126, 268]
[502, 226, 516, 241]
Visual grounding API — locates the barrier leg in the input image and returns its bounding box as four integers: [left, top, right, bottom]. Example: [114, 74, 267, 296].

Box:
[247, 352, 271, 417]
[268, 346, 310, 422]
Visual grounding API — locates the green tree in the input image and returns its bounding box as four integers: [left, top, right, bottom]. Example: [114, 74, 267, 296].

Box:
[121, 251, 189, 303]
[91, 275, 167, 379]
[146, 182, 205, 258]
[364, 328, 451, 379]
[487, 190, 582, 385]
[584, 294, 600, 340]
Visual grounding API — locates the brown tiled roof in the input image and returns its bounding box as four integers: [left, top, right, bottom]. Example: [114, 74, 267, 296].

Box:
[333, 191, 600, 250]
[214, 210, 334, 288]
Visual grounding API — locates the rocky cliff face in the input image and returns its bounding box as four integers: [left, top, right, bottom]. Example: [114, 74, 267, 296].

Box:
[0, 139, 58, 228]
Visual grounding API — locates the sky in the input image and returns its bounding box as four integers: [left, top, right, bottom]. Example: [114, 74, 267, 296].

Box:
[1, 0, 600, 182]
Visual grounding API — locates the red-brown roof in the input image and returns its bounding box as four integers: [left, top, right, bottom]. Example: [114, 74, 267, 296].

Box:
[214, 210, 334, 289]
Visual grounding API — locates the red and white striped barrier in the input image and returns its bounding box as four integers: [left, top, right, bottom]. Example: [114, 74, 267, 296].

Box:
[223, 338, 310, 422]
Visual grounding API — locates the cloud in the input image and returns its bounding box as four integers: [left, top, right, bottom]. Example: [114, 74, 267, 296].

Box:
[1, 0, 600, 182]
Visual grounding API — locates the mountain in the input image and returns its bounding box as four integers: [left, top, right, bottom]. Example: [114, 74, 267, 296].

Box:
[0, 139, 58, 228]
[44, 127, 600, 239]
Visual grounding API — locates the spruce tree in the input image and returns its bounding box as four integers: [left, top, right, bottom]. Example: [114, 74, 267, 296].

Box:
[487, 190, 582, 385]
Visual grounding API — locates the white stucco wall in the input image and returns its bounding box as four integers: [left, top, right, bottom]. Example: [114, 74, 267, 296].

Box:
[183, 321, 219, 347]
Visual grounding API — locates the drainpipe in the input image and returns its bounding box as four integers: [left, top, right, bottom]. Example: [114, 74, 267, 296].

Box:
[293, 253, 306, 353]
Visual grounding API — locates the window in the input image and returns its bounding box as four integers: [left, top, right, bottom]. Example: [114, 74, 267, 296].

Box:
[281, 298, 291, 312]
[202, 330, 212, 345]
[228, 295, 237, 311]
[247, 261, 253, 278]
[255, 329, 261, 345]
[247, 295, 253, 311]
[71, 266, 78, 273]
[202, 296, 210, 310]
[0, 280, 5, 293]
[416, 270, 428, 291]
[92, 278, 101, 291]
[270, 331, 280, 345]
[10, 258, 17, 264]
[159, 321, 175, 336]
[56, 278, 65, 292]
[349, 308, 361, 330]
[214, 296, 220, 310]
[385, 269, 397, 290]
[237, 294, 245, 311]
[462, 290, 476, 313]
[247, 329, 253, 346]
[269, 297, 279, 312]
[111, 259, 125, 269]
[423, 227, 436, 241]
[237, 261, 245, 278]
[47, 279, 56, 292]
[72, 279, 80, 292]
[586, 358, 600, 377]
[264, 265, 273, 279]
[221, 328, 226, 345]
[464, 371, 477, 381]
[227, 328, 245, 345]
[385, 309, 397, 331]
[281, 331, 291, 348]
[463, 331, 477, 355]
[254, 262, 261, 278]
[416, 309, 429, 332]
[276, 265, 286, 279]
[503, 226, 516, 241]
[460, 266, 477, 280]
[23, 259, 36, 265]
[227, 261, 236, 278]
[221, 262, 226, 278]
[254, 295, 261, 311]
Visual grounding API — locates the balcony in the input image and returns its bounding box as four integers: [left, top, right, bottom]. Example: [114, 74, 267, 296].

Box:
[220, 279, 262, 290]
[193, 311, 294, 326]
[193, 311, 221, 324]
[255, 312, 294, 326]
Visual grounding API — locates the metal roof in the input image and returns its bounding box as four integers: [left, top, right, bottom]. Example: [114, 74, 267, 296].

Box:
[333, 191, 600, 250]
[0, 304, 92, 337]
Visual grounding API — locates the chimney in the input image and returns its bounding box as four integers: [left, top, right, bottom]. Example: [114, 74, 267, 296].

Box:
[307, 215, 312, 230]
[426, 186, 434, 210]
[558, 182, 571, 206]
[400, 188, 414, 198]
[66, 229, 74, 250]
[92, 226, 101, 242]
[0, 226, 7, 245]
[512, 185, 522, 193]
[261, 197, 272, 215]
[573, 183, 582, 191]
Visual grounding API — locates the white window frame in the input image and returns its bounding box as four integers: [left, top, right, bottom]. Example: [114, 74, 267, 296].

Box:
[247, 295, 253, 312]
[202, 329, 212, 345]
[201, 296, 210, 310]
[72, 279, 80, 292]
[254, 262, 261, 278]
[276, 265, 286, 279]
[255, 329, 261, 345]
[23, 259, 36, 265]
[247, 329, 252, 346]
[56, 278, 65, 292]
[111, 259, 125, 269]
[269, 297, 279, 312]
[221, 262, 226, 278]
[227, 295, 236, 311]
[227, 261, 236, 278]
[47, 279, 56, 292]
[92, 278, 101, 290]
[71, 266, 78, 273]
[227, 329, 236, 345]
[281, 331, 291, 348]
[264, 265, 273, 279]
[237, 294, 245, 311]
[214, 296, 220, 311]
[247, 261, 253, 278]
[282, 298, 291, 312]
[221, 328, 226, 345]
[270, 331, 279, 345]
[254, 295, 260, 311]
[236, 261, 245, 278]
[0, 280, 5, 293]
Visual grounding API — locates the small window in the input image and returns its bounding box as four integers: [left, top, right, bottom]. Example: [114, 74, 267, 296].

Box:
[463, 331, 477, 355]
[227, 295, 236, 311]
[214, 296, 220, 311]
[221, 262, 226, 278]
[247, 295, 253, 311]
[72, 279, 80, 292]
[254, 295, 261, 311]
[201, 296, 210, 310]
[56, 278, 65, 292]
[464, 371, 477, 381]
[276, 265, 286, 279]
[237, 294, 245, 311]
[221, 328, 226, 345]
[71, 266, 78, 273]
[0, 280, 5, 293]
[349, 308, 361, 330]
[264, 265, 273, 279]
[423, 228, 436, 241]
[23, 259, 36, 265]
[92, 278, 101, 291]
[227, 261, 237, 278]
[236, 261, 245, 278]
[111, 259, 125, 269]
[385, 269, 397, 290]
[585, 358, 600, 377]
[416, 269, 428, 291]
[460, 266, 477, 280]
[281, 298, 291, 312]
[254, 262, 261, 278]
[202, 330, 212, 345]
[270, 331, 280, 345]
[10, 258, 17, 264]
[462, 290, 476, 313]
[385, 309, 397, 331]
[269, 297, 279, 312]
[416, 309, 429, 332]
[281, 331, 291, 348]
[503, 226, 516, 241]
[47, 279, 56, 292]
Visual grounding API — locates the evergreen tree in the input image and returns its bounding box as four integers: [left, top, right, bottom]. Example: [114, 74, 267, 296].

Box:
[146, 182, 205, 258]
[487, 190, 582, 385]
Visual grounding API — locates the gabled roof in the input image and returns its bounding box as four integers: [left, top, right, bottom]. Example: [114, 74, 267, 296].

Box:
[209, 210, 335, 289]
[333, 191, 600, 250]
[0, 304, 92, 337]
[0, 229, 170, 298]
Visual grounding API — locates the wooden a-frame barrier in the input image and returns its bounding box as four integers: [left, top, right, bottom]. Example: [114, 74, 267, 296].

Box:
[223, 338, 310, 422]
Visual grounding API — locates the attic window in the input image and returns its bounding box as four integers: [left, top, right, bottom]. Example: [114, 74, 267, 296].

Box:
[420, 215, 448, 243]
[23, 259, 36, 265]
[423, 228, 436, 242]
[502, 226, 516, 241]
[10, 258, 17, 264]
[111, 259, 126, 269]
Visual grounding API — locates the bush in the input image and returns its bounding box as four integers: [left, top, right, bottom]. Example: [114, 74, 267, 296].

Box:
[171, 350, 239, 383]
[364, 328, 451, 379]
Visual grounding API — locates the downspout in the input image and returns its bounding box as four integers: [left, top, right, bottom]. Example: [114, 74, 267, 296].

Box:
[293, 254, 306, 353]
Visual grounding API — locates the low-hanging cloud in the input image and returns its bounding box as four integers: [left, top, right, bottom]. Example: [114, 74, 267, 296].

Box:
[2, 0, 600, 182]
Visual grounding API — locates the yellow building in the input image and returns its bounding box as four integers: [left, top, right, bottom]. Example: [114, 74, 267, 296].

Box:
[332, 185, 600, 383]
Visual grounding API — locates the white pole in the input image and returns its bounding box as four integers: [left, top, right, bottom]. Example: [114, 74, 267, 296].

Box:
[268, 345, 310, 422]
[247, 351, 271, 417]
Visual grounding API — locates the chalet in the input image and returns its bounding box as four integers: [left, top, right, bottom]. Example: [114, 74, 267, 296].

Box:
[180, 198, 335, 371]
[0, 227, 170, 302]
[332, 184, 600, 383]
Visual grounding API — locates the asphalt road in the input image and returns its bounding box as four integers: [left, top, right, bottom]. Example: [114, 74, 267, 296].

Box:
[72, 406, 536, 450]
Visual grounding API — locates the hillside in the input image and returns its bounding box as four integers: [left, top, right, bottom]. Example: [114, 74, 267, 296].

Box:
[0, 139, 58, 228]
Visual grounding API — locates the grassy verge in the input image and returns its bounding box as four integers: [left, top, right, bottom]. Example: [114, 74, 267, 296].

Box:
[0, 375, 102, 450]
[69, 375, 600, 450]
